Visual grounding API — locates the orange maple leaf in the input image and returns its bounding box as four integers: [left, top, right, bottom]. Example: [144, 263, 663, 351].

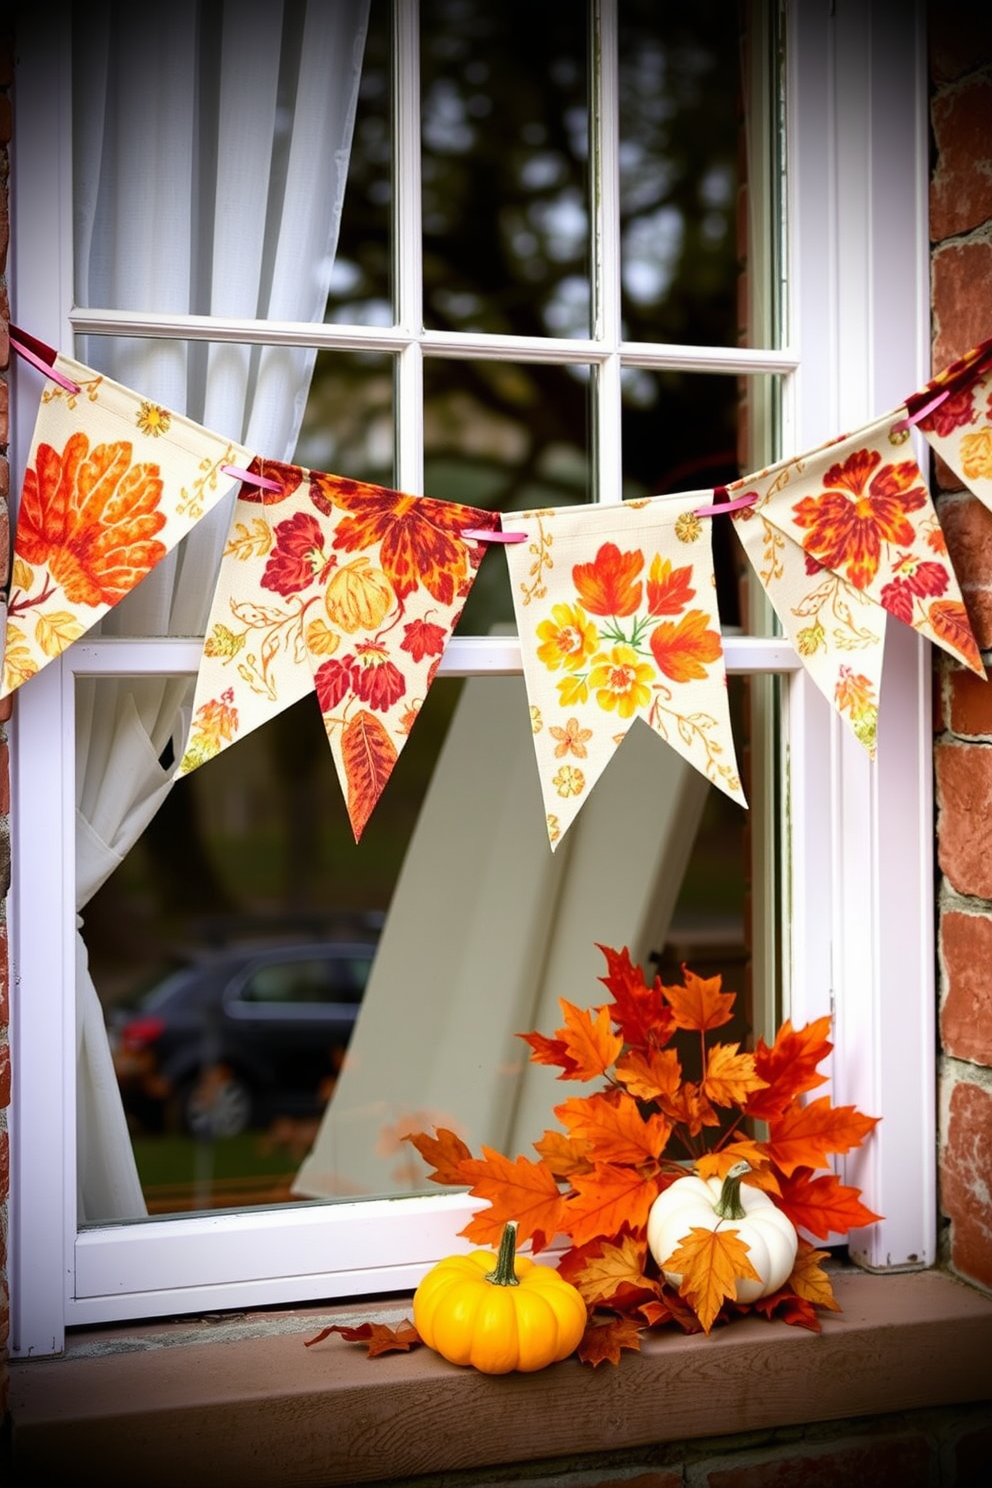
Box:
[785, 1238, 841, 1311]
[566, 1163, 663, 1247]
[765, 1096, 881, 1176]
[519, 1028, 578, 1076]
[304, 1319, 422, 1357]
[745, 1016, 832, 1121]
[566, 1234, 661, 1309]
[615, 1046, 682, 1104]
[340, 710, 398, 842]
[649, 609, 723, 682]
[555, 1090, 671, 1166]
[459, 1147, 563, 1252]
[645, 554, 696, 617]
[533, 1129, 593, 1179]
[596, 943, 675, 1050]
[702, 1042, 769, 1107]
[572, 541, 644, 618]
[576, 1314, 643, 1367]
[555, 999, 624, 1081]
[659, 1079, 720, 1137]
[404, 1126, 474, 1186]
[665, 1226, 761, 1333]
[662, 967, 735, 1033]
[774, 1165, 883, 1238]
[750, 1292, 821, 1331]
[694, 1141, 780, 1192]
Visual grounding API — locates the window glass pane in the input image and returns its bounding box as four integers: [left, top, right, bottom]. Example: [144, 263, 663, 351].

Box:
[619, 0, 743, 348]
[420, 0, 590, 338]
[294, 350, 394, 483]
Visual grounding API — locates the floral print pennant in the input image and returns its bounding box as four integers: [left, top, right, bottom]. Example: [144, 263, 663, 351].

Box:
[728, 409, 983, 755]
[176, 460, 499, 840]
[914, 336, 992, 511]
[505, 495, 745, 849]
[1, 354, 251, 697]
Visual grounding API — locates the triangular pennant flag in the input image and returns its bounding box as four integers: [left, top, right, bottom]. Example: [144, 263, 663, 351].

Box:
[728, 408, 983, 753]
[913, 335, 992, 511]
[1, 354, 252, 697]
[177, 461, 499, 840]
[505, 495, 745, 849]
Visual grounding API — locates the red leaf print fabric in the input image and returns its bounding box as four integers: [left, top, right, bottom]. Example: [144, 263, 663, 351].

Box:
[915, 336, 992, 517]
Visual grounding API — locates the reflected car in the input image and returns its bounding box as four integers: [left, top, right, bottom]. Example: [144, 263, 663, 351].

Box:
[111, 941, 377, 1138]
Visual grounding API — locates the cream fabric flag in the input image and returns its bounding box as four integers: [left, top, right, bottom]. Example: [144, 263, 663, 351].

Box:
[914, 336, 992, 511]
[1, 353, 251, 697]
[505, 494, 745, 850]
[177, 460, 499, 840]
[729, 409, 983, 755]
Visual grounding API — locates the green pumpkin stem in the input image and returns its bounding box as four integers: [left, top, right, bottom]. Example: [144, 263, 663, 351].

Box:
[713, 1160, 752, 1221]
[486, 1221, 521, 1287]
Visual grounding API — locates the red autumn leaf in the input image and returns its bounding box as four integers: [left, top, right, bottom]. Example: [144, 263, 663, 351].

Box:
[572, 541, 644, 617]
[400, 617, 448, 662]
[765, 1096, 881, 1176]
[576, 1314, 643, 1367]
[929, 598, 982, 671]
[662, 966, 735, 1032]
[745, 1015, 832, 1121]
[341, 709, 398, 841]
[565, 1163, 663, 1247]
[555, 999, 624, 1081]
[314, 656, 357, 714]
[749, 1291, 821, 1332]
[533, 1128, 593, 1179]
[645, 554, 696, 616]
[615, 1046, 682, 1104]
[555, 1090, 671, 1166]
[304, 1319, 422, 1356]
[519, 1028, 579, 1077]
[665, 1226, 761, 1334]
[404, 1126, 475, 1186]
[238, 456, 305, 505]
[774, 1166, 883, 1238]
[596, 943, 675, 1050]
[458, 1147, 563, 1252]
[649, 609, 723, 682]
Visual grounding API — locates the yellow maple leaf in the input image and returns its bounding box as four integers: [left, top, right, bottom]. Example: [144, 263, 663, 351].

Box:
[786, 1240, 841, 1312]
[665, 1226, 760, 1333]
[570, 1234, 660, 1307]
[35, 610, 85, 659]
[702, 1042, 769, 1107]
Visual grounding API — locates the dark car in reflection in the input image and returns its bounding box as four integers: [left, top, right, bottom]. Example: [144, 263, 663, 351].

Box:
[111, 941, 377, 1138]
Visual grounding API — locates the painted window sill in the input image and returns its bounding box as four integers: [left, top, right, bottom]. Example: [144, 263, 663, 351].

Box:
[7, 1267, 992, 1487]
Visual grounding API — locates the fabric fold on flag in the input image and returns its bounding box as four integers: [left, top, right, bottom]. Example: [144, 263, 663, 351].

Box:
[1, 353, 251, 697]
[914, 335, 992, 513]
[728, 408, 983, 756]
[176, 459, 499, 839]
[505, 494, 745, 849]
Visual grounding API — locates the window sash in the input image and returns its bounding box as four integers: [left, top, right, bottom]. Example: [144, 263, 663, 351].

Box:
[8, 0, 935, 1356]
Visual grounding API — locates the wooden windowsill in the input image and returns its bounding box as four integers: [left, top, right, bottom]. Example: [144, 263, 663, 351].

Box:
[7, 1267, 992, 1487]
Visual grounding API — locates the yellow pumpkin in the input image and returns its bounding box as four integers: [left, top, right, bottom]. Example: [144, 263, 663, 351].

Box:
[413, 1222, 587, 1374]
[324, 557, 394, 632]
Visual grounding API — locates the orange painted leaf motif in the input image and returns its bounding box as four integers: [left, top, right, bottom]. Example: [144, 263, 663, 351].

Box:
[745, 1016, 832, 1121]
[929, 598, 982, 671]
[518, 1028, 578, 1077]
[649, 609, 723, 683]
[404, 1126, 474, 1185]
[19, 433, 167, 607]
[533, 1129, 593, 1179]
[774, 1165, 883, 1238]
[458, 1147, 563, 1252]
[555, 999, 624, 1081]
[572, 541, 644, 617]
[785, 1239, 841, 1311]
[702, 1042, 769, 1108]
[555, 1091, 671, 1166]
[766, 1097, 881, 1177]
[576, 1314, 643, 1367]
[645, 554, 695, 616]
[304, 1319, 422, 1356]
[567, 1234, 661, 1309]
[596, 943, 675, 1049]
[662, 967, 735, 1032]
[566, 1163, 663, 1247]
[340, 710, 399, 841]
[665, 1226, 761, 1334]
[615, 1046, 682, 1104]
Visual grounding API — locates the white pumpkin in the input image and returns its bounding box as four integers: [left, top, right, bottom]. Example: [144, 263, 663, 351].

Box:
[647, 1160, 798, 1303]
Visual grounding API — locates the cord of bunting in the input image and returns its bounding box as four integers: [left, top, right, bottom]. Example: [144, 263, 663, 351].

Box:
[3, 325, 991, 848]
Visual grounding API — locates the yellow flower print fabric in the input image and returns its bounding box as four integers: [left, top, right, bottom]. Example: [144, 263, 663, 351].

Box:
[176, 460, 499, 840]
[728, 410, 983, 756]
[914, 336, 992, 510]
[1, 354, 251, 697]
[505, 495, 745, 849]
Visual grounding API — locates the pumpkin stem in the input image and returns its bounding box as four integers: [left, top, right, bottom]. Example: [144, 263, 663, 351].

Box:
[714, 1160, 752, 1221]
[485, 1221, 521, 1287]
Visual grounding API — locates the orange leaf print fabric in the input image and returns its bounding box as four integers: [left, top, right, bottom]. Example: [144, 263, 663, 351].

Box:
[728, 407, 983, 757]
[1, 353, 251, 697]
[914, 335, 992, 513]
[505, 495, 744, 849]
[178, 461, 498, 840]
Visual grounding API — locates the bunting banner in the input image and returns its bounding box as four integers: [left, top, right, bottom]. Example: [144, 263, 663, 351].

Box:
[504, 493, 745, 849]
[725, 409, 984, 755]
[175, 460, 499, 839]
[0, 351, 251, 698]
[913, 335, 992, 511]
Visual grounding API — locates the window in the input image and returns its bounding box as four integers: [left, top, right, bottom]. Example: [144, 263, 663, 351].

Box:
[8, 0, 935, 1358]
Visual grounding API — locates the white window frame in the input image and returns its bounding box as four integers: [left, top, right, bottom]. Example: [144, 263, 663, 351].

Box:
[7, 0, 934, 1358]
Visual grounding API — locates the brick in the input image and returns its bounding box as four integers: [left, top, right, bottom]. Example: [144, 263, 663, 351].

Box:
[940, 911, 992, 1063]
[946, 663, 992, 734]
[935, 741, 992, 896]
[941, 1077, 992, 1290]
[931, 236, 992, 374]
[700, 1434, 933, 1488]
[929, 6, 992, 83]
[932, 492, 992, 649]
[930, 74, 992, 241]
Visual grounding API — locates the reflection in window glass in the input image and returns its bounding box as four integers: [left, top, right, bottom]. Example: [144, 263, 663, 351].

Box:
[294, 349, 394, 484]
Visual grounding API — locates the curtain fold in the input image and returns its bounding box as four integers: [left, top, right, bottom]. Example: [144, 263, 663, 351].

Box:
[73, 0, 370, 1222]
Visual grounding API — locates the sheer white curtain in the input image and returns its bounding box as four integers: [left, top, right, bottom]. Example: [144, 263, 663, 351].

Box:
[72, 0, 370, 1221]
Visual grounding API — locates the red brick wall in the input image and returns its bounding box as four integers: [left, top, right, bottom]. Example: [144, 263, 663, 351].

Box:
[930, 5, 992, 1298]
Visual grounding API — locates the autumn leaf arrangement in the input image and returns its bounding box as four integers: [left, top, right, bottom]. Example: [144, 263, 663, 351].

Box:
[314, 945, 881, 1368]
